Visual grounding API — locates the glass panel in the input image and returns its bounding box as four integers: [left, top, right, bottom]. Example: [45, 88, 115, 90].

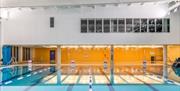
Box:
[167, 45, 180, 83]
[126, 19, 133, 32]
[114, 47, 163, 84]
[156, 19, 162, 32]
[164, 19, 170, 32]
[81, 19, 88, 33]
[118, 19, 125, 32]
[104, 19, 110, 33]
[88, 19, 95, 33]
[96, 19, 102, 33]
[149, 19, 155, 32]
[111, 19, 118, 32]
[61, 46, 111, 84]
[167, 19, 170, 32]
[141, 19, 147, 32]
[134, 19, 140, 32]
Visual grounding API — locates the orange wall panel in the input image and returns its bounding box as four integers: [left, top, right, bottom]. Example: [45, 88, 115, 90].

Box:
[61, 48, 110, 65]
[33, 47, 165, 65]
[114, 47, 163, 65]
[34, 48, 57, 64]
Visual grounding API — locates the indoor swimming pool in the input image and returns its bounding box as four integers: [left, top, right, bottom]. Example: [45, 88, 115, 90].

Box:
[0, 65, 180, 91]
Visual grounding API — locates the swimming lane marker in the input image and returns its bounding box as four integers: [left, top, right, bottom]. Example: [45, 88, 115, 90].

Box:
[4, 81, 12, 85]
[26, 74, 31, 77]
[17, 77, 24, 80]
[89, 75, 93, 91]
[33, 72, 37, 75]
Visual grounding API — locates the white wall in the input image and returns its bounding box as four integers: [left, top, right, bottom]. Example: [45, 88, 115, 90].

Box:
[1, 4, 180, 45]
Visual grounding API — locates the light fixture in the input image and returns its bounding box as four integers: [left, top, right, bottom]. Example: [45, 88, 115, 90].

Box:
[42, 46, 57, 48]
[127, 3, 131, 6]
[92, 5, 96, 9]
[140, 2, 144, 5]
[18, 8, 22, 11]
[86, 5, 95, 9]
[114, 45, 163, 48]
[174, 7, 178, 12]
[29, 7, 36, 11]
[113, 3, 119, 7]
[99, 4, 106, 7]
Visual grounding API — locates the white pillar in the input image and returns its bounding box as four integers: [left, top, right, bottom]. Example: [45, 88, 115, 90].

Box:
[0, 22, 2, 60]
[0, 70, 2, 86]
[110, 45, 114, 84]
[57, 45, 61, 84]
[18, 46, 23, 62]
[57, 45, 61, 66]
[163, 45, 168, 82]
[0, 45, 1, 59]
[30, 48, 33, 60]
[31, 48, 35, 62]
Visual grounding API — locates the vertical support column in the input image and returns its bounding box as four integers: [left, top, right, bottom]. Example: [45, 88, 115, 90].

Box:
[57, 45, 61, 84]
[0, 45, 1, 61]
[30, 48, 33, 60]
[110, 45, 114, 84]
[11, 46, 14, 58]
[18, 46, 23, 62]
[163, 45, 168, 82]
[0, 22, 2, 61]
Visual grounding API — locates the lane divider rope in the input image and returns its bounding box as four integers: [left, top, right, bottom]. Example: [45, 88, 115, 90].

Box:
[89, 75, 93, 91]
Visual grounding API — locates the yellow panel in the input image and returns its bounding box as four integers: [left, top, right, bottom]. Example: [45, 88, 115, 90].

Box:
[114, 47, 163, 65]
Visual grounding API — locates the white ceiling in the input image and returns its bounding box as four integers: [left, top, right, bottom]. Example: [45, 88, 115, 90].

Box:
[0, 0, 176, 8]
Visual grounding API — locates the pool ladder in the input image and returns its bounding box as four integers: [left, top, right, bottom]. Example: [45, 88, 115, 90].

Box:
[7, 57, 18, 65]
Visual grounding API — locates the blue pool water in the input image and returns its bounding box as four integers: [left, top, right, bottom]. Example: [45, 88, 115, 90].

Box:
[0, 65, 180, 91]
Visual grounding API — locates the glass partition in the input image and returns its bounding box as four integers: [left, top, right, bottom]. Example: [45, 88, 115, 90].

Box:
[149, 19, 155, 32]
[88, 19, 95, 33]
[126, 18, 133, 32]
[118, 19, 125, 32]
[133, 19, 140, 32]
[141, 19, 147, 32]
[156, 19, 162, 32]
[60, 64, 110, 84]
[96, 19, 102, 33]
[167, 45, 180, 83]
[103, 19, 110, 33]
[114, 64, 163, 84]
[111, 19, 118, 32]
[81, 19, 88, 33]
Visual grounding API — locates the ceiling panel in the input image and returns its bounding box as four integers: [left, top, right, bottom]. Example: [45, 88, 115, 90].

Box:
[0, 0, 174, 8]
